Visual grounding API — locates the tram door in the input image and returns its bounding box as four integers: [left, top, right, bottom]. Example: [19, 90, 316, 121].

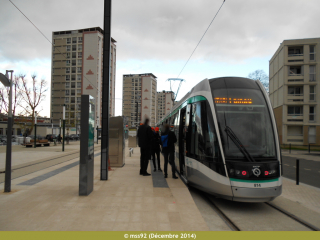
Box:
[179, 105, 190, 179]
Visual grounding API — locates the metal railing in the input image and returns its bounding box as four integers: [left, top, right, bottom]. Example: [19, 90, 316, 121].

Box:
[281, 143, 320, 153]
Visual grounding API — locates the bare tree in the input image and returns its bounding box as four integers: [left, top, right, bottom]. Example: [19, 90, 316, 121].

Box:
[0, 75, 23, 119]
[247, 70, 269, 93]
[18, 74, 48, 134]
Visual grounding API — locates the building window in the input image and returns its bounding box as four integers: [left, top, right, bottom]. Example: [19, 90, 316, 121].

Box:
[72, 45, 76, 51]
[309, 65, 316, 82]
[77, 59, 82, 65]
[66, 75, 70, 81]
[72, 67, 76, 74]
[77, 75, 81, 81]
[65, 90, 70, 95]
[66, 60, 70, 66]
[71, 82, 75, 89]
[77, 89, 81, 94]
[72, 60, 76, 66]
[310, 45, 315, 61]
[289, 66, 303, 76]
[78, 45, 82, 51]
[66, 52, 70, 59]
[72, 52, 76, 58]
[77, 97, 81, 103]
[78, 52, 82, 58]
[310, 86, 316, 101]
[67, 45, 71, 51]
[309, 126, 316, 144]
[71, 75, 76, 81]
[78, 37, 82, 43]
[288, 86, 303, 96]
[72, 37, 77, 44]
[288, 46, 303, 56]
[77, 82, 81, 88]
[65, 97, 69, 103]
[66, 68, 70, 73]
[77, 67, 82, 73]
[67, 38, 71, 44]
[309, 106, 315, 121]
[288, 106, 303, 116]
[66, 82, 70, 88]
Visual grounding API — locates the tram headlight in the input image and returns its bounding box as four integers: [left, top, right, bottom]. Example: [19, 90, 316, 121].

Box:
[235, 170, 240, 175]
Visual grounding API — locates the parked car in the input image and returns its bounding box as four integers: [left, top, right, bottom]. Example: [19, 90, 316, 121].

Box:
[46, 134, 58, 142]
[69, 134, 80, 140]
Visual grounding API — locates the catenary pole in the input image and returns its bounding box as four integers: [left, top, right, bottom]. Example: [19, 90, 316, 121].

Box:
[101, 0, 112, 180]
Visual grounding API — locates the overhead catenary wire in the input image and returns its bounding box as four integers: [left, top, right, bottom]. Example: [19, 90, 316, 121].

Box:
[8, 0, 102, 95]
[177, 0, 226, 78]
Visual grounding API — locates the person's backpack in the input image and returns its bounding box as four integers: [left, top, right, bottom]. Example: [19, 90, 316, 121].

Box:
[161, 134, 169, 147]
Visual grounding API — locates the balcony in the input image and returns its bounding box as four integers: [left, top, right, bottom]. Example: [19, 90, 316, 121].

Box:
[288, 46, 303, 57]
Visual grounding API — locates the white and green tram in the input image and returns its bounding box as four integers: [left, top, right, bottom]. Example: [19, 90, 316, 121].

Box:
[156, 77, 282, 202]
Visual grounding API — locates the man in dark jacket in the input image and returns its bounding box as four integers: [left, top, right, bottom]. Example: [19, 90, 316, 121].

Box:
[161, 124, 178, 179]
[137, 118, 153, 176]
[151, 127, 162, 172]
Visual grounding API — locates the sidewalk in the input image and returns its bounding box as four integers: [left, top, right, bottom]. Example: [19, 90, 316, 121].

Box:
[282, 149, 320, 162]
[0, 146, 209, 231]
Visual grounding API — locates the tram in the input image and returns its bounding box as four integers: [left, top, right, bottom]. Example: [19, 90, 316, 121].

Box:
[156, 77, 282, 202]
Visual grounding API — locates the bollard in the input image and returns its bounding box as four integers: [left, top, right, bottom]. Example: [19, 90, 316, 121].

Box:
[296, 159, 299, 185]
[308, 144, 310, 154]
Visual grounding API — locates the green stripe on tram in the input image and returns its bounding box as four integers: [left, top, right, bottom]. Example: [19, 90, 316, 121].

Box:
[159, 95, 207, 123]
[230, 178, 279, 183]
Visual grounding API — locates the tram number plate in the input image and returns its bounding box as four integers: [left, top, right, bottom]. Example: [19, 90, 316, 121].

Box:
[254, 184, 261, 187]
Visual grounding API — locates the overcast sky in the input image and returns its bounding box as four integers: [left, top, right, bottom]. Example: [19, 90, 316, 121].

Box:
[1, 0, 320, 117]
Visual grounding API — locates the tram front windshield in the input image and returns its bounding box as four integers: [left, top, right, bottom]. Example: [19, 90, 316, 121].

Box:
[213, 88, 276, 160]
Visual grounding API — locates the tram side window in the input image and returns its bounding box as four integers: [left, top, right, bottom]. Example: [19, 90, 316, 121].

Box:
[189, 101, 221, 161]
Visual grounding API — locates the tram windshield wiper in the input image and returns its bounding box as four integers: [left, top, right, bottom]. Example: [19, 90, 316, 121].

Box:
[224, 126, 256, 162]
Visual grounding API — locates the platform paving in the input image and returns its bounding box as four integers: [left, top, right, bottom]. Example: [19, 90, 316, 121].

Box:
[0, 145, 209, 231]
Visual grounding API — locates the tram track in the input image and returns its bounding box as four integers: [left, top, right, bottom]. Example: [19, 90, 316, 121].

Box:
[190, 187, 319, 231]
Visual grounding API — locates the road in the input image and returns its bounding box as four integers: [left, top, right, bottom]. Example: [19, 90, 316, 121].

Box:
[282, 155, 320, 188]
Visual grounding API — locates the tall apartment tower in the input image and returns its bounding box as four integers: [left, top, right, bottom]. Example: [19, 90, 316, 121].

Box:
[122, 73, 157, 127]
[51, 27, 116, 131]
[156, 91, 174, 123]
[269, 38, 319, 145]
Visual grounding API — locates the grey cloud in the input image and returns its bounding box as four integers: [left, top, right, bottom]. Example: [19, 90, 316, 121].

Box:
[0, 0, 319, 64]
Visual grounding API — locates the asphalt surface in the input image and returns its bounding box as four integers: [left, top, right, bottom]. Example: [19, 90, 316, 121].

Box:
[282, 155, 320, 188]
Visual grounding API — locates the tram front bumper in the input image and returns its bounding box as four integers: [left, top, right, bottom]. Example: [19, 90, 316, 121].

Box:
[231, 185, 282, 202]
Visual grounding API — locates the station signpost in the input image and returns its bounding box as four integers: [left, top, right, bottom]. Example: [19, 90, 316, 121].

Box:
[79, 95, 95, 196]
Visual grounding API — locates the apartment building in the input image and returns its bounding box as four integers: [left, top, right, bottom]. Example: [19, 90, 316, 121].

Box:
[269, 38, 320, 145]
[156, 91, 174, 123]
[122, 73, 157, 127]
[51, 27, 116, 131]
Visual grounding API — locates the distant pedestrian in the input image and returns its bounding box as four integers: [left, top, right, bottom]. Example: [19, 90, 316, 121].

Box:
[161, 124, 178, 179]
[137, 118, 153, 176]
[151, 127, 162, 172]
[58, 134, 62, 143]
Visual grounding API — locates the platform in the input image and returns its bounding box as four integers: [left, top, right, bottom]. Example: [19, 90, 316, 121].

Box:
[0, 143, 320, 231]
[0, 144, 208, 231]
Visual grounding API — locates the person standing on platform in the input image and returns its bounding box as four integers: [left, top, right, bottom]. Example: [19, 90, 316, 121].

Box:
[161, 124, 178, 179]
[137, 118, 153, 176]
[152, 127, 162, 172]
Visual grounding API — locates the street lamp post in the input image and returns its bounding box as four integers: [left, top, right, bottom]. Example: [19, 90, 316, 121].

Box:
[0, 70, 14, 192]
[34, 111, 37, 148]
[62, 104, 65, 151]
